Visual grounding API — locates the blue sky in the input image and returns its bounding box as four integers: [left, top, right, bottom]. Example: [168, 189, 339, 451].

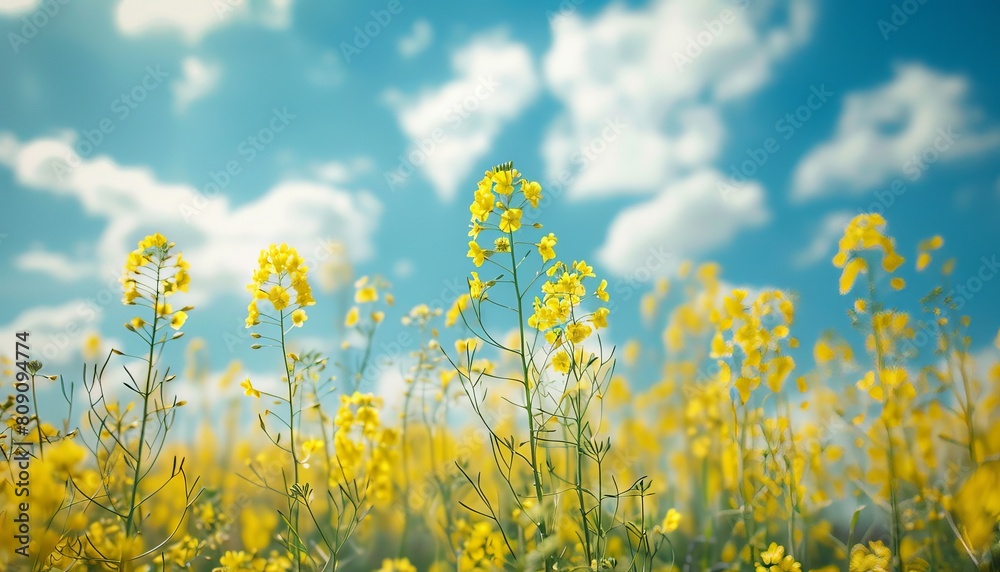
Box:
[1, 0, 999, 402]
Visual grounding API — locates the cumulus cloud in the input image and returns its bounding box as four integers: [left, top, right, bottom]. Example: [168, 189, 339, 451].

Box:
[115, 0, 294, 44]
[597, 170, 769, 276]
[383, 30, 539, 200]
[0, 132, 382, 303]
[0, 0, 39, 16]
[15, 247, 93, 281]
[793, 63, 1000, 200]
[542, 0, 816, 200]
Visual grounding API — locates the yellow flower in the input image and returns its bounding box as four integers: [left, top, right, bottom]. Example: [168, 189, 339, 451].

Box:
[491, 168, 516, 195]
[839, 258, 867, 295]
[499, 208, 522, 233]
[291, 309, 308, 327]
[890, 277, 905, 290]
[376, 558, 418, 572]
[595, 279, 609, 302]
[766, 355, 795, 393]
[355, 285, 378, 303]
[661, 509, 681, 533]
[756, 542, 801, 572]
[591, 307, 609, 329]
[467, 241, 488, 267]
[170, 311, 187, 330]
[156, 301, 172, 317]
[493, 237, 510, 252]
[455, 338, 478, 353]
[345, 307, 359, 327]
[521, 180, 542, 207]
[849, 541, 892, 572]
[446, 294, 470, 327]
[552, 350, 571, 373]
[566, 322, 592, 344]
[241, 378, 260, 398]
[246, 301, 260, 328]
[268, 285, 291, 311]
[469, 272, 485, 299]
[537, 233, 557, 262]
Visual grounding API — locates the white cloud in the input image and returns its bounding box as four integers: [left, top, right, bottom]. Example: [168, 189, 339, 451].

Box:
[172, 57, 220, 114]
[0, 300, 104, 368]
[0, 0, 38, 16]
[115, 0, 293, 44]
[542, 0, 815, 200]
[15, 247, 93, 281]
[793, 63, 1000, 201]
[398, 18, 432, 58]
[384, 30, 539, 201]
[0, 132, 382, 302]
[311, 156, 373, 184]
[793, 210, 854, 267]
[597, 170, 769, 276]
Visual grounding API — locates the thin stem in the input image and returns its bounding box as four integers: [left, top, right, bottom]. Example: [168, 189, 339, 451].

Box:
[508, 229, 551, 571]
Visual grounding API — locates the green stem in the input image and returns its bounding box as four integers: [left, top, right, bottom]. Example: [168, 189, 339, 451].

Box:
[280, 309, 302, 572]
[123, 258, 162, 566]
[508, 230, 551, 571]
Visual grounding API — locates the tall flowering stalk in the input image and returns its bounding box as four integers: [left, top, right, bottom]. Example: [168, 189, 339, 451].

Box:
[55, 233, 201, 569]
[447, 162, 654, 571]
[245, 243, 316, 570]
[834, 214, 910, 571]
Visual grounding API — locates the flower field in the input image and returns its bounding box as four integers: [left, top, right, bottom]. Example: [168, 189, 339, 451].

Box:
[2, 163, 999, 571]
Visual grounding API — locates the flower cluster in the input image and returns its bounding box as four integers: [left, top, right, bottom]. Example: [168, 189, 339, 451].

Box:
[847, 540, 891, 572]
[833, 214, 905, 294]
[245, 243, 315, 329]
[756, 542, 802, 572]
[454, 520, 506, 571]
[529, 260, 610, 372]
[121, 232, 191, 331]
[466, 163, 544, 268]
[712, 289, 797, 403]
[332, 392, 398, 503]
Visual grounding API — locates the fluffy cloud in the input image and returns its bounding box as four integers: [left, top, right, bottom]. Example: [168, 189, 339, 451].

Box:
[793, 210, 854, 267]
[383, 30, 539, 201]
[793, 63, 1000, 200]
[398, 18, 432, 58]
[0, 132, 382, 303]
[542, 0, 815, 200]
[172, 57, 220, 114]
[115, 0, 293, 44]
[0, 0, 39, 16]
[597, 170, 769, 276]
[0, 300, 104, 367]
[15, 247, 93, 281]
